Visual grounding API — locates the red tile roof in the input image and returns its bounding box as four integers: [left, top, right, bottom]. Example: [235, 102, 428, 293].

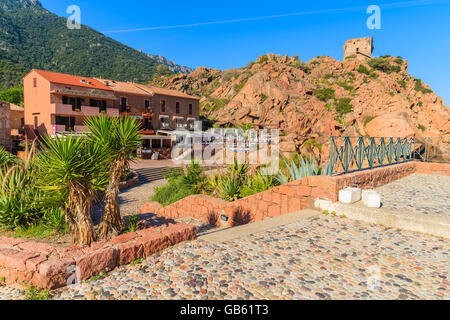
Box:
[33, 69, 113, 91]
[136, 84, 200, 100]
[95, 78, 152, 96]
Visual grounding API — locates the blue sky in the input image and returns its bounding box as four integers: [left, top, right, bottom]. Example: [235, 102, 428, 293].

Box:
[40, 0, 450, 104]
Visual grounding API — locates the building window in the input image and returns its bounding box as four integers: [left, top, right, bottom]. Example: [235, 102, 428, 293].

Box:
[161, 100, 166, 113]
[33, 78, 37, 88]
[143, 118, 152, 130]
[120, 97, 128, 112]
[144, 100, 151, 113]
[189, 104, 193, 115]
[34, 116, 38, 129]
[176, 102, 180, 114]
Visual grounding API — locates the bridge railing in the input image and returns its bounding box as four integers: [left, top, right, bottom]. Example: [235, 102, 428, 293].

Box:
[327, 136, 450, 175]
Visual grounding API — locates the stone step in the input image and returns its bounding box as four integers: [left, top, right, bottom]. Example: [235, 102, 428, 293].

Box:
[198, 209, 320, 243]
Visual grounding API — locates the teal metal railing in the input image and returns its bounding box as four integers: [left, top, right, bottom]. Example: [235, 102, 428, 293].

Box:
[327, 136, 415, 175]
[327, 136, 449, 175]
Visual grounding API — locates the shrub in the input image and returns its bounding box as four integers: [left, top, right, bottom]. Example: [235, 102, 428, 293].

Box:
[0, 147, 19, 169]
[335, 98, 353, 115]
[414, 79, 433, 94]
[304, 139, 323, 152]
[0, 160, 52, 229]
[368, 57, 401, 74]
[357, 65, 370, 75]
[398, 80, 407, 89]
[259, 93, 268, 102]
[211, 98, 230, 111]
[290, 60, 311, 73]
[394, 57, 404, 65]
[0, 86, 24, 106]
[12, 208, 69, 239]
[418, 124, 426, 132]
[313, 87, 335, 102]
[364, 116, 376, 126]
[275, 156, 329, 184]
[217, 176, 241, 201]
[240, 172, 277, 198]
[258, 56, 269, 64]
[337, 82, 355, 93]
[23, 285, 52, 300]
[151, 161, 205, 207]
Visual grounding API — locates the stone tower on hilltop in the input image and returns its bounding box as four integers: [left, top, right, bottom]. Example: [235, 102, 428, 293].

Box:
[344, 37, 374, 60]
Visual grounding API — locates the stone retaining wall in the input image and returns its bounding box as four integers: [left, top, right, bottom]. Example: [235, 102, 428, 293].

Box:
[119, 170, 140, 190]
[0, 222, 196, 289]
[140, 161, 448, 227]
[415, 162, 450, 176]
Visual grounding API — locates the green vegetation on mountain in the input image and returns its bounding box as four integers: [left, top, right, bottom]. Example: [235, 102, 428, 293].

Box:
[0, 86, 24, 106]
[0, 0, 189, 91]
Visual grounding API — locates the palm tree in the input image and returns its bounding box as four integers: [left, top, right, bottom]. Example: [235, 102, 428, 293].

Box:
[85, 116, 142, 239]
[36, 135, 109, 245]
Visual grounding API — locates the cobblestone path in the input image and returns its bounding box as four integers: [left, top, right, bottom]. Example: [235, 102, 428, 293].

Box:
[2, 215, 447, 300]
[376, 174, 450, 217]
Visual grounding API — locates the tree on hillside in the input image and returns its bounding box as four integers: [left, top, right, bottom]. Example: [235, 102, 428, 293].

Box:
[0, 86, 24, 106]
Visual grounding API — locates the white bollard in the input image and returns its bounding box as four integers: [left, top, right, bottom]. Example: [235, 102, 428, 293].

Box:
[362, 189, 381, 208]
[338, 187, 361, 204]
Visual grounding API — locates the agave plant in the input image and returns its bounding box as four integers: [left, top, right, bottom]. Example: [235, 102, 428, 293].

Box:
[0, 143, 59, 229]
[275, 155, 330, 184]
[240, 171, 277, 198]
[0, 164, 42, 228]
[85, 116, 142, 239]
[217, 175, 241, 201]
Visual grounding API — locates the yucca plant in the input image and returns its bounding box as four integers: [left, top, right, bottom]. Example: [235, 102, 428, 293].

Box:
[85, 116, 142, 239]
[275, 155, 330, 184]
[36, 134, 109, 245]
[0, 146, 19, 169]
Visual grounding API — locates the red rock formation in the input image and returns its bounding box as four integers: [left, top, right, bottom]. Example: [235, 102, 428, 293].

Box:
[151, 53, 450, 160]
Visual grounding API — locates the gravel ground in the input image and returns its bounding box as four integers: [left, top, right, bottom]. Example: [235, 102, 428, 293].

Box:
[376, 174, 450, 217]
[2, 215, 448, 300]
[93, 179, 167, 223]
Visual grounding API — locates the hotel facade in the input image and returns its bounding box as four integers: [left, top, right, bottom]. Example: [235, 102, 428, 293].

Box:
[23, 69, 200, 137]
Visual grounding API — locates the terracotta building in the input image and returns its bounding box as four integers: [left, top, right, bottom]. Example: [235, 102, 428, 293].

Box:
[0, 101, 11, 151]
[23, 69, 199, 137]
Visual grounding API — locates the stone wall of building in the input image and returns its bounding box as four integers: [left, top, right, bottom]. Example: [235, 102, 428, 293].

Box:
[344, 37, 374, 60]
[0, 102, 11, 151]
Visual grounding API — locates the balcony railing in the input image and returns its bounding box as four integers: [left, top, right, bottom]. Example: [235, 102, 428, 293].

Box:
[51, 104, 119, 117]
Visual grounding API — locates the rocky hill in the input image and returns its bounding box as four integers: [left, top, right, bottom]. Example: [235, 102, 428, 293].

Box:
[146, 54, 193, 75]
[151, 53, 450, 159]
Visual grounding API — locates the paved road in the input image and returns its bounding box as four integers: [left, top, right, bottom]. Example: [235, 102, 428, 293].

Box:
[2, 214, 447, 300]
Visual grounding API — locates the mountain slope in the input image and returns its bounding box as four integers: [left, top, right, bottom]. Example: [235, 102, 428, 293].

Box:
[151, 53, 450, 159]
[0, 0, 191, 90]
[146, 54, 193, 75]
